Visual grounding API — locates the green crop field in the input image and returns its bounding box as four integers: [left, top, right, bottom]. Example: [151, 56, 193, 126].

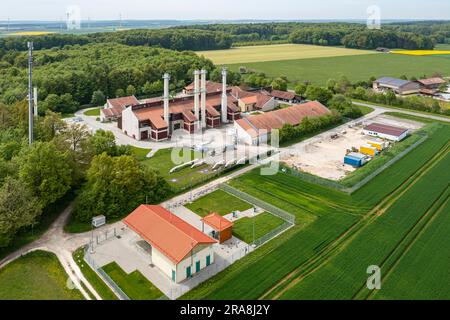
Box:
[103, 262, 165, 300]
[0, 250, 84, 300]
[182, 123, 450, 300]
[227, 53, 450, 86]
[197, 44, 375, 64]
[185, 189, 253, 217]
[233, 212, 285, 244]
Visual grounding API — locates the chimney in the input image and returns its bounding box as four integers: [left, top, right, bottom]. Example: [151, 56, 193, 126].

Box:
[200, 69, 207, 129]
[194, 70, 200, 128]
[221, 67, 228, 123]
[163, 73, 170, 128]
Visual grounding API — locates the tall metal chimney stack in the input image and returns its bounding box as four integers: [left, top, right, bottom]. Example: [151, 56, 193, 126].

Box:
[27, 42, 34, 145]
[163, 73, 170, 129]
[194, 70, 200, 128]
[200, 69, 207, 129]
[33, 87, 38, 118]
[221, 67, 228, 124]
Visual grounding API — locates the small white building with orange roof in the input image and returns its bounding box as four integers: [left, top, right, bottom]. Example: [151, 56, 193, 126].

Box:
[123, 205, 217, 283]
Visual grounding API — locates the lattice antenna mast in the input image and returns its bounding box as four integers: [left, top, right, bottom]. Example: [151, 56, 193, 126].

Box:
[27, 41, 34, 144]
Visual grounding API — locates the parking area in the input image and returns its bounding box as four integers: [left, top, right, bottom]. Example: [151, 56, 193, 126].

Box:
[280, 114, 424, 180]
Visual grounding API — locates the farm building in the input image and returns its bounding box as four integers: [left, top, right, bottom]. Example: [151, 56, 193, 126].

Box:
[120, 69, 241, 141]
[363, 123, 409, 142]
[123, 205, 216, 283]
[202, 213, 234, 244]
[235, 101, 330, 145]
[261, 88, 302, 104]
[417, 77, 446, 96]
[100, 96, 139, 122]
[344, 152, 370, 167]
[183, 80, 223, 96]
[373, 77, 421, 95]
[231, 86, 278, 112]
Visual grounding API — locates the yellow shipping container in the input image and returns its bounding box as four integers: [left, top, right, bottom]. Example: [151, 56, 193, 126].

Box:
[360, 145, 378, 157]
[368, 141, 384, 151]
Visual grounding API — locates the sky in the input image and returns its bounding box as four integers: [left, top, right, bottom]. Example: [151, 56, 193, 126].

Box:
[0, 0, 449, 21]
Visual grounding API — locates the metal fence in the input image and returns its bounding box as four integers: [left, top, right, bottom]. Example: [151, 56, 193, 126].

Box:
[219, 183, 296, 225]
[84, 246, 130, 300]
[252, 222, 294, 248]
[282, 134, 428, 195]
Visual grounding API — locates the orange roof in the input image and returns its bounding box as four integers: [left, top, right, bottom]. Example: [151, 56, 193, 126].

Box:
[184, 81, 223, 94]
[107, 96, 139, 109]
[418, 77, 446, 86]
[202, 213, 233, 232]
[123, 205, 216, 264]
[236, 101, 330, 138]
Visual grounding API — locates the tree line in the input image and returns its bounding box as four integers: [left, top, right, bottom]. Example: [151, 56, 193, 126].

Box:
[0, 103, 169, 247]
[0, 29, 232, 52]
[0, 43, 215, 113]
[176, 21, 448, 49]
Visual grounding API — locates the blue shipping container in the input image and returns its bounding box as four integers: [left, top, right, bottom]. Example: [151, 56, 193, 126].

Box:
[344, 155, 362, 167]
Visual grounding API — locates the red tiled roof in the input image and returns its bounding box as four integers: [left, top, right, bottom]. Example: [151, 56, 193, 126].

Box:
[184, 81, 223, 94]
[123, 205, 216, 265]
[417, 77, 446, 86]
[364, 123, 408, 137]
[202, 213, 233, 232]
[237, 101, 330, 137]
[107, 96, 139, 110]
[267, 89, 296, 100]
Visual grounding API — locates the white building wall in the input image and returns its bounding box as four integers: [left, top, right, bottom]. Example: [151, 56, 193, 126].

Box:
[121, 107, 141, 140]
[175, 244, 215, 283]
[260, 98, 278, 112]
[152, 247, 177, 281]
[363, 129, 409, 142]
[234, 121, 255, 145]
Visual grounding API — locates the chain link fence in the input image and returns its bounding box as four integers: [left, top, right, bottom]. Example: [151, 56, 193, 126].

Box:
[84, 246, 130, 300]
[219, 183, 296, 225]
[281, 134, 428, 195]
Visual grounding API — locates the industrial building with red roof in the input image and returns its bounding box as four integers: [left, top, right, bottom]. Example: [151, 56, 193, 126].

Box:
[234, 101, 331, 145]
[123, 205, 216, 283]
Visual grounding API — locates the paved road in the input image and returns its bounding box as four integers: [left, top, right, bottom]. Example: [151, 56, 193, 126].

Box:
[0, 202, 123, 300]
[352, 101, 450, 123]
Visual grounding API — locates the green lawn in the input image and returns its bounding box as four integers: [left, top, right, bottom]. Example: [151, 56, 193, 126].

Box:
[198, 44, 375, 65]
[185, 189, 253, 217]
[140, 148, 216, 192]
[129, 146, 151, 161]
[353, 100, 450, 119]
[83, 108, 100, 116]
[0, 250, 84, 300]
[72, 247, 118, 300]
[227, 53, 450, 86]
[233, 212, 285, 244]
[384, 112, 450, 125]
[102, 262, 165, 300]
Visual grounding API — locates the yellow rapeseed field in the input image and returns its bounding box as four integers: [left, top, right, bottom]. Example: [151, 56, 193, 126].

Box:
[8, 31, 55, 36]
[391, 50, 450, 56]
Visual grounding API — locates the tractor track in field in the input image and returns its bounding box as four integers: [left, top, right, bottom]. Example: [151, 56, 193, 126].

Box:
[358, 188, 450, 300]
[259, 142, 449, 300]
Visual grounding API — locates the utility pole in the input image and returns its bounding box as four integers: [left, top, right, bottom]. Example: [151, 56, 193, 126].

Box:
[27, 42, 34, 145]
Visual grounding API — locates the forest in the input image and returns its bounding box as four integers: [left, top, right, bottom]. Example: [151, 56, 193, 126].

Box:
[0, 43, 215, 112]
[176, 21, 450, 49]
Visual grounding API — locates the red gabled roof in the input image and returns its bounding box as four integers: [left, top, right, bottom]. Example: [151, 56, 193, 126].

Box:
[123, 205, 216, 264]
[202, 213, 233, 232]
[107, 96, 139, 110]
[417, 77, 446, 86]
[364, 123, 408, 137]
[184, 81, 223, 94]
[236, 101, 330, 138]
